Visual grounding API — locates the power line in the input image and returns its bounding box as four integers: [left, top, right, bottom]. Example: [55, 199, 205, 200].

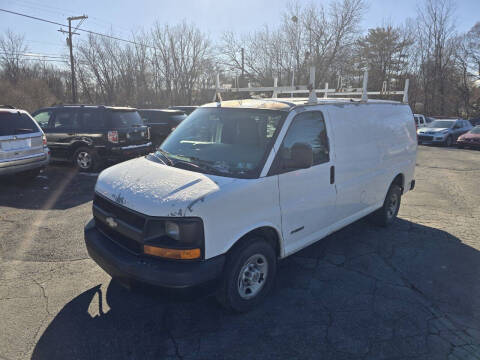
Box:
[9, 0, 133, 36]
[0, 52, 66, 59]
[0, 8, 155, 49]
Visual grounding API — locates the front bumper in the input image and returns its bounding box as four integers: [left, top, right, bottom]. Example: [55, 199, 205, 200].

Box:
[84, 219, 225, 289]
[418, 135, 446, 144]
[457, 140, 480, 148]
[0, 151, 50, 175]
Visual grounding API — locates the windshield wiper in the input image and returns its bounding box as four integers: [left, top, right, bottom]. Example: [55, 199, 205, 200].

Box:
[147, 149, 174, 166]
[170, 155, 224, 175]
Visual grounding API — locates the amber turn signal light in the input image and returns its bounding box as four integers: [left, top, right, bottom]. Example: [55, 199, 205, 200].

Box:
[143, 245, 201, 260]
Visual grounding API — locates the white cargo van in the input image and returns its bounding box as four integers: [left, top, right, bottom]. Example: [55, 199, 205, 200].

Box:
[85, 98, 417, 311]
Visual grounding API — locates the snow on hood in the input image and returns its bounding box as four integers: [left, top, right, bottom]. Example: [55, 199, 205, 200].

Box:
[95, 157, 236, 217]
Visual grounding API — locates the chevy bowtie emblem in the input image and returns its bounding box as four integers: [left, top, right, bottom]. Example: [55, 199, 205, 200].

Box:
[105, 217, 118, 228]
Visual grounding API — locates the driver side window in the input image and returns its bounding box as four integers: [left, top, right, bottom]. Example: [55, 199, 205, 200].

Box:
[271, 111, 329, 174]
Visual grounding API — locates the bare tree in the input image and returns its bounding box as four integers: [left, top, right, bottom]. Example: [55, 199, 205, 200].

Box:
[0, 30, 28, 83]
[416, 0, 457, 115]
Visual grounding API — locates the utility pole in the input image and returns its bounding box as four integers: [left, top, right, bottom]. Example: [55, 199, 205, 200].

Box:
[59, 15, 87, 103]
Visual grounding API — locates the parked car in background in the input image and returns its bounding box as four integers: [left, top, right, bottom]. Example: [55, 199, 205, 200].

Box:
[169, 105, 198, 115]
[456, 125, 480, 149]
[417, 118, 473, 147]
[0, 105, 50, 179]
[85, 98, 416, 312]
[32, 105, 151, 172]
[469, 118, 480, 126]
[138, 109, 186, 145]
[414, 114, 427, 128]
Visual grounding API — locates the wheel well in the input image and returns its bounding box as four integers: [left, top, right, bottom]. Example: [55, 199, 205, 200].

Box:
[228, 227, 282, 258]
[392, 173, 405, 193]
[69, 141, 91, 158]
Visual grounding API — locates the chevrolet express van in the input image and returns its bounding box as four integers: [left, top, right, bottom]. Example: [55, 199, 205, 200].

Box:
[85, 98, 417, 312]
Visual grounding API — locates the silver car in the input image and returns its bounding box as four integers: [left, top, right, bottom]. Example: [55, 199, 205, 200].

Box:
[417, 118, 473, 147]
[0, 106, 50, 179]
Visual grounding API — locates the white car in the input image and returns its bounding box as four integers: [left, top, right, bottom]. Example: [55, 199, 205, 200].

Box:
[0, 105, 50, 179]
[85, 98, 417, 311]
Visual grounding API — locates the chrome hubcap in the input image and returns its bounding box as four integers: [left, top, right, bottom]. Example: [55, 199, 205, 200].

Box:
[387, 193, 398, 219]
[237, 254, 268, 299]
[77, 151, 92, 169]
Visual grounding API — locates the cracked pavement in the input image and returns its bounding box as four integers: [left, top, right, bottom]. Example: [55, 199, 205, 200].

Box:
[1, 146, 480, 359]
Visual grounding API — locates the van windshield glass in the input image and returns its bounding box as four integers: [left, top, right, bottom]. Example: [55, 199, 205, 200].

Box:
[429, 120, 454, 128]
[158, 108, 286, 178]
[0, 112, 39, 136]
[110, 111, 143, 127]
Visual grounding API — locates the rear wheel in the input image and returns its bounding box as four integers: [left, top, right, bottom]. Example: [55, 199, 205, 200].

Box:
[370, 184, 402, 227]
[73, 147, 99, 172]
[216, 237, 276, 312]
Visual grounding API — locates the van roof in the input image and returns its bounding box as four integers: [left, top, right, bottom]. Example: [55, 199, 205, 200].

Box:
[201, 98, 404, 111]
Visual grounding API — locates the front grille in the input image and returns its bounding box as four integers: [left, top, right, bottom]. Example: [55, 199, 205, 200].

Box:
[419, 135, 433, 141]
[96, 219, 142, 254]
[93, 194, 146, 255]
[93, 194, 145, 229]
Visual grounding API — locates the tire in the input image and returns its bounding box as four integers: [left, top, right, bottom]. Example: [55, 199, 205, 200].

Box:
[370, 184, 402, 227]
[216, 237, 277, 313]
[445, 135, 453, 147]
[73, 147, 99, 172]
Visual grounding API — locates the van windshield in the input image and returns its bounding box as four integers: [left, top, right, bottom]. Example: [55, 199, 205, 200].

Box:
[157, 108, 286, 178]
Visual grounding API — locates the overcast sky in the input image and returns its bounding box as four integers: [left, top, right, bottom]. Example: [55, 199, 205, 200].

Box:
[0, 0, 479, 57]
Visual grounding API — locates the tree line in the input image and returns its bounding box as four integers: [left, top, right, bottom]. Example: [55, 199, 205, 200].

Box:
[0, 0, 479, 118]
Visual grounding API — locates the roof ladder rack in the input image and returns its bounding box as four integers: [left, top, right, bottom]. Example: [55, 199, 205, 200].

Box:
[211, 67, 409, 103]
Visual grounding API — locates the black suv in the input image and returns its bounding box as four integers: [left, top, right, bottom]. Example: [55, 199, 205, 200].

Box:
[138, 109, 186, 145]
[32, 105, 152, 171]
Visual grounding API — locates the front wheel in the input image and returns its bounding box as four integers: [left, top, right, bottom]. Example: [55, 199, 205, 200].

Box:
[73, 147, 99, 172]
[370, 185, 402, 227]
[216, 238, 276, 312]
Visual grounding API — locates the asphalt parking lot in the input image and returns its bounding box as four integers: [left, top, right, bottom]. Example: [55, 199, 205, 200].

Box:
[1, 146, 480, 360]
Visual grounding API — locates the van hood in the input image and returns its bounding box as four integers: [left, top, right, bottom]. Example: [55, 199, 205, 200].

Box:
[94, 157, 236, 217]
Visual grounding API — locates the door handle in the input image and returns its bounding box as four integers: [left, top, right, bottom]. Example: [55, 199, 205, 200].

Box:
[330, 165, 335, 184]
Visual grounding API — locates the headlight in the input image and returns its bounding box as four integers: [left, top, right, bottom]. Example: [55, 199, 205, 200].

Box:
[144, 217, 204, 259]
[165, 221, 180, 241]
[441, 129, 449, 133]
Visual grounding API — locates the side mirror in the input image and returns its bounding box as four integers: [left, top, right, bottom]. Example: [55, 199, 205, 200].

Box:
[284, 143, 313, 169]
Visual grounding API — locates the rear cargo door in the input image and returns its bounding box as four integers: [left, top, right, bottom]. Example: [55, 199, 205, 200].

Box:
[0, 112, 43, 163]
[108, 110, 149, 146]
